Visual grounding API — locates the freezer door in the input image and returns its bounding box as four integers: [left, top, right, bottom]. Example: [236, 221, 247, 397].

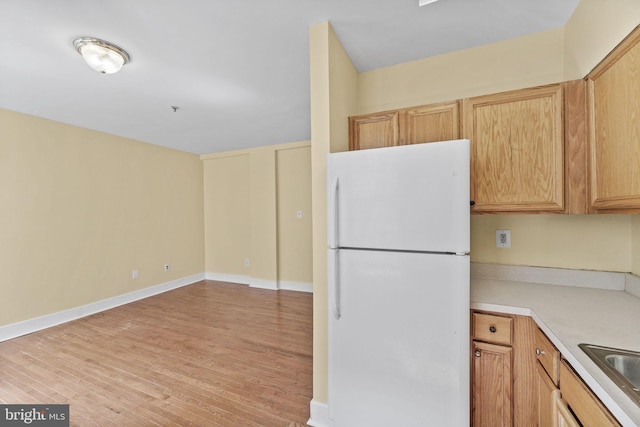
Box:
[328, 249, 470, 427]
[327, 139, 469, 253]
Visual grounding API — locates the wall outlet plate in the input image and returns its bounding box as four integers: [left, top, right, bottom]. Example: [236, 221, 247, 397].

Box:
[496, 229, 511, 248]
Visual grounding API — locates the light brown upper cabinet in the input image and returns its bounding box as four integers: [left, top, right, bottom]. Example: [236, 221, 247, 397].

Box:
[349, 111, 400, 150]
[347, 79, 591, 214]
[463, 85, 566, 213]
[401, 101, 460, 145]
[348, 101, 459, 150]
[587, 26, 640, 213]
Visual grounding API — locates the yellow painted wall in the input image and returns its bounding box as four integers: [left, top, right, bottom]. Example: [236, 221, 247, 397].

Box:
[250, 147, 278, 286]
[0, 108, 204, 326]
[276, 146, 313, 284]
[203, 153, 251, 276]
[358, 28, 565, 114]
[201, 141, 312, 288]
[471, 215, 631, 271]
[564, 0, 640, 79]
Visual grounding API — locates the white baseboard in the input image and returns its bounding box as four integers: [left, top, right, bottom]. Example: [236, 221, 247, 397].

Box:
[307, 400, 329, 427]
[250, 277, 279, 290]
[278, 280, 313, 293]
[205, 272, 250, 285]
[205, 273, 312, 293]
[0, 273, 205, 343]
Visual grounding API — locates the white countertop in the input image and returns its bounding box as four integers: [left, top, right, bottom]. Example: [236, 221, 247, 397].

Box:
[471, 276, 640, 427]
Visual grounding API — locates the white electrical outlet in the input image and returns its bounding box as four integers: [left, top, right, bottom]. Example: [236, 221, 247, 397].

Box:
[164, 264, 170, 272]
[244, 258, 250, 266]
[132, 269, 139, 279]
[496, 229, 511, 248]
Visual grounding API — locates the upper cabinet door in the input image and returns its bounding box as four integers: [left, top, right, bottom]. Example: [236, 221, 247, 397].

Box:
[401, 101, 460, 145]
[463, 85, 565, 213]
[348, 111, 399, 150]
[348, 101, 460, 151]
[588, 27, 640, 212]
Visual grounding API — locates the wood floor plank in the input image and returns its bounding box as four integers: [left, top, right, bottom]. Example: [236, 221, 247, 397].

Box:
[0, 281, 313, 426]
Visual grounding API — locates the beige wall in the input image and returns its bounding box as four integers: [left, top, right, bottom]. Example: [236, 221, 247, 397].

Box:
[310, 0, 640, 407]
[203, 153, 251, 277]
[276, 146, 313, 284]
[0, 108, 204, 326]
[1, 107, 313, 327]
[564, 0, 640, 79]
[358, 28, 565, 114]
[472, 215, 631, 271]
[201, 141, 313, 288]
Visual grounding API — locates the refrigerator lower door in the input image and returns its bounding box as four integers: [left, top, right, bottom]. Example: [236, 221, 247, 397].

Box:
[328, 249, 469, 427]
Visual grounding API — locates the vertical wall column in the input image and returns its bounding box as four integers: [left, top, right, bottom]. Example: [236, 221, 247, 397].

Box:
[309, 21, 359, 424]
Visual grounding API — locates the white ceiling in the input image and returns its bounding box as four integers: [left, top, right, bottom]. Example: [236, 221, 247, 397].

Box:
[0, 0, 580, 155]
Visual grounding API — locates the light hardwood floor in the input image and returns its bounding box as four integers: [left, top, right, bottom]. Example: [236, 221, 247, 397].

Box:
[0, 281, 313, 426]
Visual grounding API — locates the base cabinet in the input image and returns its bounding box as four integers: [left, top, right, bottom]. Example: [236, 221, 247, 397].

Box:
[472, 341, 512, 427]
[473, 317, 623, 426]
[534, 327, 620, 427]
[554, 391, 580, 427]
[538, 364, 557, 426]
[559, 360, 621, 427]
[536, 327, 563, 427]
[539, 368, 580, 427]
[471, 311, 536, 426]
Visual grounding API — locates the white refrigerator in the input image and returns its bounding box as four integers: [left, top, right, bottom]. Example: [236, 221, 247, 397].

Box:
[326, 139, 470, 427]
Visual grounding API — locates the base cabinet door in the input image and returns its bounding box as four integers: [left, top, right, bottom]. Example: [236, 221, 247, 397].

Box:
[554, 392, 580, 427]
[538, 364, 557, 427]
[559, 360, 621, 427]
[472, 341, 512, 427]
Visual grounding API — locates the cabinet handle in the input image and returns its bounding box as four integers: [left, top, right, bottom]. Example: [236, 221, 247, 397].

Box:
[489, 325, 496, 333]
[470, 200, 475, 206]
[536, 348, 546, 356]
[475, 350, 481, 357]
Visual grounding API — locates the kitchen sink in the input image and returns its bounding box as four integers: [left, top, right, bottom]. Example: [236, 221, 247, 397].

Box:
[580, 343, 640, 406]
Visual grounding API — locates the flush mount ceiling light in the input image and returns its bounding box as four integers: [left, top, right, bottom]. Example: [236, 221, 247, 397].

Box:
[73, 37, 130, 74]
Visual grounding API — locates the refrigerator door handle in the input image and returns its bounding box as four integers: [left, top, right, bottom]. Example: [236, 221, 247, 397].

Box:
[328, 176, 339, 249]
[331, 249, 341, 319]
